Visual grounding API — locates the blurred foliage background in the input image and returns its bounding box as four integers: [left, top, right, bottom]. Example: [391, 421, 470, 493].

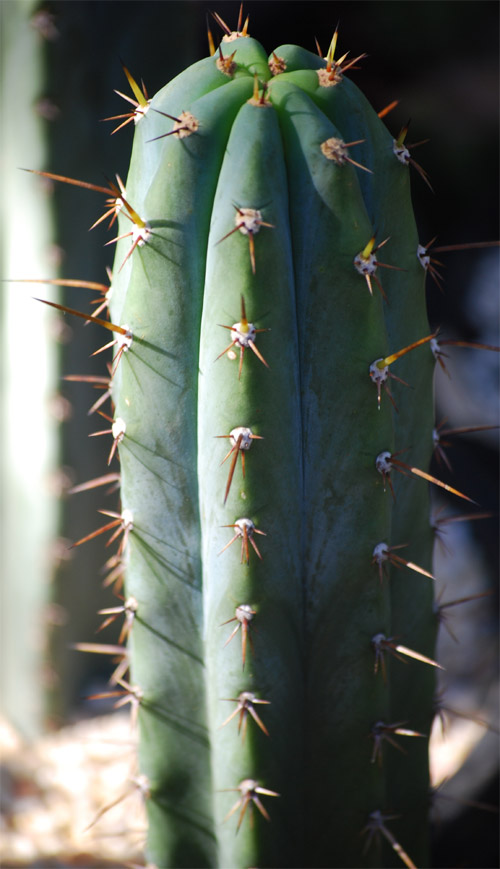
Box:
[1, 2, 498, 866]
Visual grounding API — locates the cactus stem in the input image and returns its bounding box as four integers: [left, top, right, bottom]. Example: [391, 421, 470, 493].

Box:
[371, 542, 436, 584]
[218, 427, 263, 505]
[216, 295, 270, 377]
[219, 518, 266, 563]
[220, 692, 271, 739]
[370, 721, 426, 765]
[376, 450, 476, 503]
[221, 604, 257, 669]
[372, 633, 444, 679]
[223, 779, 280, 830]
[361, 810, 417, 869]
[216, 207, 274, 275]
[320, 136, 372, 173]
[97, 595, 138, 643]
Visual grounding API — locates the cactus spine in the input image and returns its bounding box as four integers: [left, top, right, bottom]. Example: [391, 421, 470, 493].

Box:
[38, 17, 496, 869]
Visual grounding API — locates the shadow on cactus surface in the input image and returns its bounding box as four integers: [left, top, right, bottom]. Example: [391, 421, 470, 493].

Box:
[12, 2, 499, 867]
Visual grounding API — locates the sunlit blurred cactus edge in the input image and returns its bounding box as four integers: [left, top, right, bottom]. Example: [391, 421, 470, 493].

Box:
[2, 2, 498, 868]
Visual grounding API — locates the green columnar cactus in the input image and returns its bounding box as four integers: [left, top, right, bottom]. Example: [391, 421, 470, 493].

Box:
[105, 29, 443, 867]
[42, 19, 494, 869]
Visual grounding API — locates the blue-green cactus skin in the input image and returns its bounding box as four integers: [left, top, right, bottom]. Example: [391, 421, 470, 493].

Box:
[107, 33, 439, 869]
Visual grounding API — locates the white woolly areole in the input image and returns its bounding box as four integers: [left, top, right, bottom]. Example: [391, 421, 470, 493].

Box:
[354, 250, 377, 276]
[317, 66, 343, 87]
[239, 779, 259, 794]
[134, 102, 150, 124]
[222, 31, 247, 43]
[231, 321, 257, 347]
[430, 337, 441, 359]
[229, 426, 253, 449]
[173, 111, 199, 138]
[132, 222, 151, 246]
[112, 417, 127, 441]
[393, 140, 410, 164]
[375, 451, 393, 475]
[124, 595, 138, 611]
[417, 244, 430, 270]
[320, 136, 349, 164]
[238, 691, 258, 704]
[372, 542, 390, 564]
[236, 604, 254, 622]
[432, 427, 440, 446]
[119, 325, 133, 351]
[121, 508, 134, 528]
[234, 518, 256, 536]
[236, 208, 262, 236]
[369, 359, 389, 385]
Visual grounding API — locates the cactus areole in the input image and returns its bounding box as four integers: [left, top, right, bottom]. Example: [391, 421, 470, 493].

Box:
[105, 27, 440, 869]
